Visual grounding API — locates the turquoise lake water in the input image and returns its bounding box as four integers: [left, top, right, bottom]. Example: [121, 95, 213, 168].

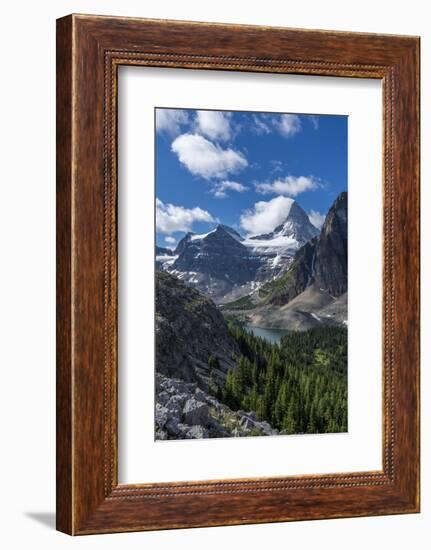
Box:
[245, 325, 288, 344]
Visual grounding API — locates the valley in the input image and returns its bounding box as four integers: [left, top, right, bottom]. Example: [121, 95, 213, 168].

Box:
[154, 192, 348, 440]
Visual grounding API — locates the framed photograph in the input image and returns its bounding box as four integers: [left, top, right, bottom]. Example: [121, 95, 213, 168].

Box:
[56, 14, 420, 535]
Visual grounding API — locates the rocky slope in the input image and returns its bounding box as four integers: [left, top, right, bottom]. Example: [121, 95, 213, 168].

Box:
[155, 374, 279, 440]
[155, 270, 239, 389]
[160, 199, 319, 303]
[239, 285, 347, 331]
[155, 271, 279, 439]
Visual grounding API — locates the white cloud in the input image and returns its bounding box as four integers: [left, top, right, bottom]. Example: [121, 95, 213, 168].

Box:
[252, 114, 271, 135]
[275, 114, 302, 137]
[165, 235, 177, 246]
[255, 175, 318, 196]
[212, 180, 247, 198]
[309, 115, 319, 130]
[308, 210, 326, 229]
[156, 109, 189, 136]
[171, 133, 248, 180]
[251, 113, 302, 138]
[195, 110, 232, 141]
[240, 196, 295, 235]
[156, 198, 215, 234]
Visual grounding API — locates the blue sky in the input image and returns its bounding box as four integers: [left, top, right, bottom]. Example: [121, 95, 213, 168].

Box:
[155, 108, 347, 249]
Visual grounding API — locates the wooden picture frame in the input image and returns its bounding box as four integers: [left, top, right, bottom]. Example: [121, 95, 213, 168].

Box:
[56, 14, 420, 535]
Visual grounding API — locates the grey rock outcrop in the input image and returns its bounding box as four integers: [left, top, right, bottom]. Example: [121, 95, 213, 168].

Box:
[313, 191, 348, 296]
[183, 398, 210, 426]
[155, 270, 239, 389]
[155, 374, 278, 440]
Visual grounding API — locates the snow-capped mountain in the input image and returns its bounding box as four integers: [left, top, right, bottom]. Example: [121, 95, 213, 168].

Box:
[247, 200, 319, 245]
[242, 200, 319, 281]
[157, 200, 320, 303]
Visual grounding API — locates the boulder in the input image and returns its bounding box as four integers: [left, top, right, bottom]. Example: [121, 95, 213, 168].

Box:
[258, 421, 273, 436]
[157, 391, 170, 406]
[165, 417, 182, 437]
[155, 429, 168, 440]
[182, 398, 210, 426]
[186, 425, 208, 439]
[165, 394, 187, 416]
[155, 404, 169, 429]
[194, 388, 209, 403]
[240, 416, 255, 430]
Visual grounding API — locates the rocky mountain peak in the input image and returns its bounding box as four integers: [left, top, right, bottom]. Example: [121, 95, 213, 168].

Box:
[251, 199, 319, 245]
[320, 191, 347, 237]
[280, 199, 311, 228]
[216, 224, 243, 241]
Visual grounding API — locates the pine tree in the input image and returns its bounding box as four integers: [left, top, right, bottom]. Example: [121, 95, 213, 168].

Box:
[282, 399, 297, 434]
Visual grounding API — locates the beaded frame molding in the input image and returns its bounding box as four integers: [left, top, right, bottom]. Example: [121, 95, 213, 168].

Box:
[56, 14, 420, 535]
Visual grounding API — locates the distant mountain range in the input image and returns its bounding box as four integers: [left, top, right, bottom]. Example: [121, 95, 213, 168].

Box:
[156, 192, 347, 330]
[156, 199, 319, 303]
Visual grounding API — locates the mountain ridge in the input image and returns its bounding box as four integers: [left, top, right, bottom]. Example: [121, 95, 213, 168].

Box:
[158, 199, 320, 302]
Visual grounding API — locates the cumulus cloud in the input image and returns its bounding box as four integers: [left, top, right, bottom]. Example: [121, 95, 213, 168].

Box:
[164, 235, 177, 246]
[308, 210, 326, 229]
[156, 198, 215, 234]
[171, 133, 248, 180]
[240, 196, 295, 235]
[275, 114, 302, 137]
[212, 180, 247, 199]
[255, 175, 318, 197]
[195, 110, 232, 141]
[156, 109, 189, 136]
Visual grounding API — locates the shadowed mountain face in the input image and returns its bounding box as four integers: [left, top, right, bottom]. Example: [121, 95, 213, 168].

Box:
[263, 192, 348, 306]
[156, 245, 174, 256]
[313, 191, 348, 296]
[172, 225, 260, 287]
[158, 200, 319, 303]
[155, 270, 239, 388]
